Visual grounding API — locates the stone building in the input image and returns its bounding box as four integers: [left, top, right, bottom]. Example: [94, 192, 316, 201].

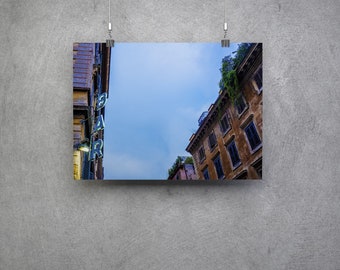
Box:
[73, 43, 111, 180]
[186, 43, 262, 180]
[167, 156, 198, 180]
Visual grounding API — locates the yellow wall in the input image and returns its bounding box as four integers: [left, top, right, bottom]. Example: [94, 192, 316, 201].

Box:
[73, 150, 81, 180]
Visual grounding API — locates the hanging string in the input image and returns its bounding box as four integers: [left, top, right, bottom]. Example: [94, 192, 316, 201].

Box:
[221, 0, 230, 47]
[108, 0, 112, 38]
[224, 0, 228, 38]
[106, 0, 114, 47]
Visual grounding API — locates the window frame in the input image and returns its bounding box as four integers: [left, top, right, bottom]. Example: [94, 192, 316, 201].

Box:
[251, 157, 262, 178]
[208, 130, 217, 152]
[235, 94, 248, 117]
[244, 121, 262, 153]
[202, 167, 210, 180]
[213, 154, 224, 179]
[219, 111, 231, 135]
[198, 146, 206, 163]
[226, 139, 241, 170]
[233, 170, 248, 180]
[251, 66, 263, 94]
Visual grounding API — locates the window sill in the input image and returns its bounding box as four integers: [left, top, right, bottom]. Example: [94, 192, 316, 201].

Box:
[252, 86, 263, 95]
[250, 144, 262, 155]
[222, 128, 232, 138]
[237, 106, 249, 119]
[209, 144, 218, 153]
[199, 157, 206, 165]
[232, 162, 242, 171]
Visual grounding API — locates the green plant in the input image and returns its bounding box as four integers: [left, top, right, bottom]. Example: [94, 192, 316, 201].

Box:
[219, 43, 251, 105]
[222, 69, 239, 104]
[232, 43, 251, 68]
[184, 156, 193, 164]
[168, 156, 183, 177]
[168, 156, 194, 178]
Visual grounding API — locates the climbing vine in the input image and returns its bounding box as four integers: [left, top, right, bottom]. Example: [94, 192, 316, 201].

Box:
[220, 69, 239, 105]
[218, 43, 251, 105]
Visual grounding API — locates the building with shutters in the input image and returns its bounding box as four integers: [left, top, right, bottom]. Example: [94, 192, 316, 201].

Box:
[186, 43, 262, 180]
[73, 43, 111, 180]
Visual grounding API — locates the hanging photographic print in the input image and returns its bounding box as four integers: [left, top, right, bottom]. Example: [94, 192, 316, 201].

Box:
[73, 42, 262, 180]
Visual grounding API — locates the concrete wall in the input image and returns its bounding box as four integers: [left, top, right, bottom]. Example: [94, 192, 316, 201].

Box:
[1, 0, 339, 269]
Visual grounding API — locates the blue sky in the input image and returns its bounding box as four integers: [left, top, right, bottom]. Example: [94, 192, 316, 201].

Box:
[103, 42, 239, 179]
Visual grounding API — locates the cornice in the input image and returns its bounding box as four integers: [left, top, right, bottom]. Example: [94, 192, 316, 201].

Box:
[186, 43, 262, 154]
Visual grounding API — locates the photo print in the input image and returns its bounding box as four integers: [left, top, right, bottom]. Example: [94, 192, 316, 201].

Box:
[73, 42, 262, 180]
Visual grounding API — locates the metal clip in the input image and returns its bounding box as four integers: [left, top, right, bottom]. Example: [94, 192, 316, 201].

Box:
[106, 23, 115, 47]
[106, 39, 115, 47]
[221, 22, 230, 47]
[221, 39, 230, 47]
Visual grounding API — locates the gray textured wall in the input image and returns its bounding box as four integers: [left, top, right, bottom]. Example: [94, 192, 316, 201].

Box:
[1, 0, 339, 269]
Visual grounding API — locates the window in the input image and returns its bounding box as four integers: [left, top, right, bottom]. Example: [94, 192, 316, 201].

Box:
[251, 157, 262, 178]
[198, 146, 205, 162]
[220, 113, 230, 134]
[208, 131, 217, 150]
[235, 95, 247, 115]
[253, 67, 263, 93]
[227, 140, 241, 168]
[244, 121, 262, 151]
[255, 166, 262, 178]
[213, 155, 224, 179]
[234, 170, 248, 180]
[202, 167, 210, 180]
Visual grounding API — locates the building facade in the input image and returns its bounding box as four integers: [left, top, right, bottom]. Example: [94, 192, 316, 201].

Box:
[168, 156, 198, 180]
[186, 43, 262, 180]
[73, 43, 111, 180]
[168, 163, 198, 180]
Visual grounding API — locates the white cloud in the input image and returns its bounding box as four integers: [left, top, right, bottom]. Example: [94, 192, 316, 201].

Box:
[103, 43, 240, 179]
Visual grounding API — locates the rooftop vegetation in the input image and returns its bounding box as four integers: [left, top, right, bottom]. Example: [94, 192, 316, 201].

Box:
[219, 43, 252, 104]
[168, 156, 194, 178]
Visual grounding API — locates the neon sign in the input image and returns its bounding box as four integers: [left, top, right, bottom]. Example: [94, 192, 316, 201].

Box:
[96, 92, 107, 111]
[90, 139, 104, 160]
[89, 92, 107, 161]
[93, 114, 105, 133]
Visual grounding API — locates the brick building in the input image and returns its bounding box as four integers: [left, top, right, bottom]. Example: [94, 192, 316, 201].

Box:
[73, 43, 111, 180]
[186, 43, 262, 180]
